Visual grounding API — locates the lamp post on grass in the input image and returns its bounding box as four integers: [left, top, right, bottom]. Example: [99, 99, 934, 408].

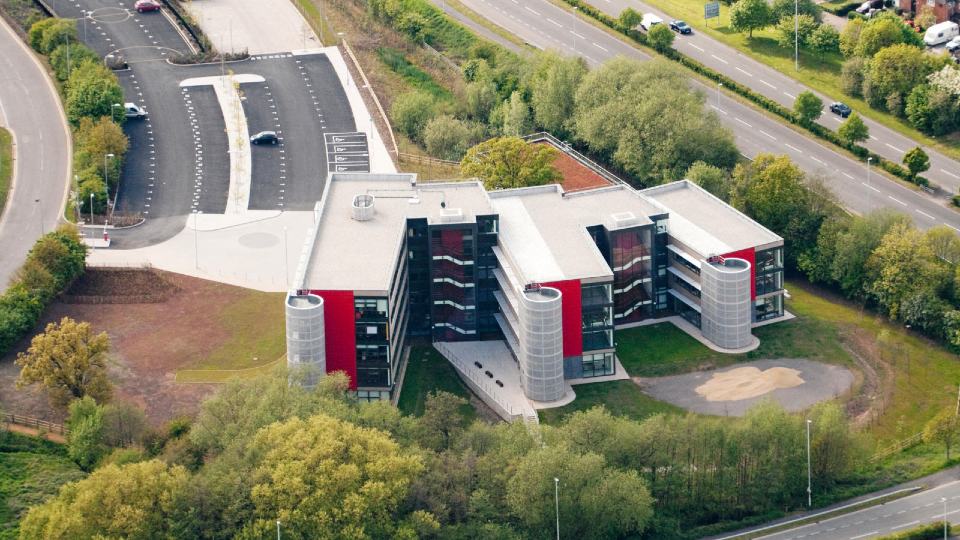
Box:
[554, 477, 560, 540]
[806, 419, 813, 507]
[794, 0, 799, 71]
[111, 102, 121, 123]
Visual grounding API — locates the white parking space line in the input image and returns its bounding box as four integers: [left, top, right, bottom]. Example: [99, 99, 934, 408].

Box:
[941, 168, 960, 179]
[736, 118, 752, 128]
[785, 143, 801, 153]
[736, 66, 753, 77]
[888, 196, 907, 206]
[547, 18, 563, 27]
[918, 210, 936, 219]
[862, 182, 881, 193]
[711, 54, 729, 64]
[759, 79, 776, 89]
[759, 130, 776, 140]
[593, 42, 608, 51]
[688, 43, 704, 52]
[886, 143, 905, 153]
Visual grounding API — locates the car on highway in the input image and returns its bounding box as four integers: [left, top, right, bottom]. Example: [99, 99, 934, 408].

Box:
[669, 20, 692, 34]
[134, 0, 161, 13]
[124, 103, 147, 119]
[829, 102, 852, 118]
[250, 131, 279, 145]
[640, 13, 663, 31]
[947, 36, 960, 52]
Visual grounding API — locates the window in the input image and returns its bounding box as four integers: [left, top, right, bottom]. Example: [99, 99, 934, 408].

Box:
[755, 294, 783, 321]
[756, 248, 784, 273]
[756, 272, 783, 296]
[581, 352, 615, 377]
[355, 297, 388, 320]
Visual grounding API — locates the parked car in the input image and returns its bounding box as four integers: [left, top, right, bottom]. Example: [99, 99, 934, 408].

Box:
[124, 102, 147, 119]
[134, 0, 161, 13]
[924, 21, 960, 46]
[855, 0, 883, 14]
[947, 36, 960, 52]
[829, 102, 852, 118]
[250, 131, 279, 145]
[669, 20, 692, 34]
[640, 13, 663, 31]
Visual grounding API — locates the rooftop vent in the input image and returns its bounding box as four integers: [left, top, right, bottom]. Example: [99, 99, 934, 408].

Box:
[609, 211, 640, 229]
[439, 207, 464, 223]
[351, 194, 375, 221]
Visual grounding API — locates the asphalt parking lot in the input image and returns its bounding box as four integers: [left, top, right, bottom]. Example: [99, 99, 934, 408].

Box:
[49, 0, 359, 246]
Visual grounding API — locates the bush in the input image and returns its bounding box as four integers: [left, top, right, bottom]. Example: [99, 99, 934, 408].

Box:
[841, 57, 866, 96]
[647, 23, 675, 53]
[49, 43, 100, 84]
[391, 91, 439, 143]
[38, 18, 77, 55]
[423, 115, 473, 161]
[65, 62, 124, 126]
[821, 1, 861, 16]
[28, 18, 58, 52]
[876, 522, 951, 540]
[809, 24, 841, 54]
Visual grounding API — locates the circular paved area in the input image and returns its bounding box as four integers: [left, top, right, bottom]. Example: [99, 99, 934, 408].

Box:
[635, 359, 854, 416]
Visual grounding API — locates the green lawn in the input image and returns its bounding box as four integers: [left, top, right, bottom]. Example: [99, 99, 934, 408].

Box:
[397, 346, 478, 421]
[612, 0, 960, 161]
[0, 432, 84, 539]
[538, 380, 682, 424]
[181, 291, 286, 371]
[0, 128, 12, 221]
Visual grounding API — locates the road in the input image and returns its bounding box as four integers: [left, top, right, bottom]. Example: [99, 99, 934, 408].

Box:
[0, 18, 71, 291]
[453, 0, 960, 230]
[577, 0, 960, 195]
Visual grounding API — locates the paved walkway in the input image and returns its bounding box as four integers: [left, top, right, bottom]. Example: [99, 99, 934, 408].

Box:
[184, 0, 320, 55]
[0, 18, 71, 292]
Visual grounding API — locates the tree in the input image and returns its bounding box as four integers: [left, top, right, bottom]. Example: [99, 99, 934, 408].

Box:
[923, 407, 960, 460]
[838, 112, 869, 144]
[685, 161, 730, 200]
[903, 146, 930, 179]
[39, 18, 77, 55]
[830, 210, 909, 299]
[525, 52, 586, 137]
[501, 91, 532, 136]
[866, 222, 947, 319]
[464, 81, 498, 122]
[19, 460, 189, 539]
[730, 0, 773, 38]
[906, 84, 959, 136]
[775, 14, 818, 50]
[771, 0, 822, 23]
[840, 57, 866, 96]
[928, 65, 960, 97]
[239, 413, 429, 538]
[916, 4, 937, 30]
[855, 17, 913, 57]
[865, 44, 937, 112]
[839, 18, 864, 57]
[460, 136, 560, 190]
[424, 115, 472, 161]
[417, 391, 469, 451]
[64, 61, 124, 125]
[15, 317, 112, 409]
[647, 23, 675, 53]
[102, 401, 148, 448]
[793, 91, 823, 125]
[28, 18, 58, 51]
[49, 43, 99, 83]
[390, 91, 437, 142]
[66, 396, 106, 470]
[808, 24, 840, 54]
[29, 225, 87, 289]
[618, 7, 642, 29]
[926, 225, 960, 265]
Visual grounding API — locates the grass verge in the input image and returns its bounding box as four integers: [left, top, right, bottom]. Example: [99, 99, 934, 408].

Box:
[175, 357, 285, 383]
[0, 128, 11, 220]
[538, 379, 682, 424]
[398, 346, 478, 421]
[183, 290, 285, 371]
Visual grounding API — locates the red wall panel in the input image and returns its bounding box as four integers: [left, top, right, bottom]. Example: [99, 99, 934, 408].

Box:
[543, 279, 583, 357]
[720, 248, 756, 300]
[307, 290, 357, 390]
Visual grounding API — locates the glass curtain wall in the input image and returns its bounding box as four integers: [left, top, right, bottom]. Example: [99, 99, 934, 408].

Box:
[430, 226, 478, 341]
[610, 227, 653, 323]
[354, 296, 390, 388]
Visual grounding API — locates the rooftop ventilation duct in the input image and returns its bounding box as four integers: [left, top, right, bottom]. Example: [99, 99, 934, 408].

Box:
[439, 207, 464, 223]
[351, 194, 375, 221]
[609, 211, 640, 229]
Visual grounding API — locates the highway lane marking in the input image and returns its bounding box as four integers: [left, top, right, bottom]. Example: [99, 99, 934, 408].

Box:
[711, 54, 729, 64]
[870, 135, 879, 140]
[842, 172, 854, 179]
[785, 143, 801, 153]
[849, 533, 878, 540]
[941, 168, 960, 179]
[736, 67, 753, 77]
[525, 6, 539, 15]
[862, 182, 881, 193]
[570, 30, 585, 39]
[948, 224, 960, 232]
[593, 42, 608, 51]
[689, 43, 704, 52]
[736, 118, 752, 128]
[886, 143, 905, 153]
[918, 210, 936, 219]
[547, 18, 563, 27]
[810, 156, 825, 165]
[784, 91, 796, 99]
[710, 105, 728, 115]
[759, 130, 776, 140]
[759, 79, 776, 89]
[890, 520, 919, 530]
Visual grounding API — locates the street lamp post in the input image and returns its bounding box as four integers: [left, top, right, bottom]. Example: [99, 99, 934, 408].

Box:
[717, 82, 722, 108]
[111, 102, 121, 123]
[276, 520, 281, 540]
[282, 225, 289, 288]
[572, 7, 578, 54]
[794, 0, 799, 71]
[806, 419, 813, 507]
[867, 156, 873, 209]
[89, 193, 95, 249]
[554, 477, 560, 540]
[943, 497, 948, 540]
[104, 153, 114, 230]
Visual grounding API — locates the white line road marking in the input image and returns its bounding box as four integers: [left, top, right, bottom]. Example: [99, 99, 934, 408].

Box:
[736, 118, 752, 127]
[941, 168, 960, 179]
[736, 66, 753, 77]
[842, 172, 854, 179]
[785, 143, 801, 153]
[710, 105, 728, 115]
[918, 210, 936, 219]
[888, 196, 907, 206]
[711, 54, 729, 64]
[759, 130, 776, 140]
[870, 135, 879, 140]
[886, 143, 905, 153]
[811, 156, 825, 165]
[759, 79, 776, 89]
[547, 18, 563, 27]
[947, 224, 960, 232]
[593, 42, 608, 51]
[689, 43, 704, 52]
[890, 520, 920, 531]
[784, 91, 796, 99]
[570, 30, 585, 39]
[862, 182, 881, 193]
[525, 6, 539, 15]
[849, 533, 878, 540]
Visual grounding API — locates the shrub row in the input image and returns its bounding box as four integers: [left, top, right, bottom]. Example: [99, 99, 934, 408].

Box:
[558, 0, 929, 188]
[876, 521, 951, 540]
[821, 1, 861, 16]
[0, 226, 87, 353]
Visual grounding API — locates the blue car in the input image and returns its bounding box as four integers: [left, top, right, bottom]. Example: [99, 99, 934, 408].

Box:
[670, 20, 692, 34]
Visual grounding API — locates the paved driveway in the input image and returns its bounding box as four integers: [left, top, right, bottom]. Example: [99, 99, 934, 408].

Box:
[184, 0, 320, 54]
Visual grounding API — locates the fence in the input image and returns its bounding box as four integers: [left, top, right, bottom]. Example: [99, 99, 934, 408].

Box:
[398, 152, 459, 167]
[340, 40, 400, 159]
[521, 132, 628, 187]
[4, 413, 68, 436]
[869, 432, 923, 462]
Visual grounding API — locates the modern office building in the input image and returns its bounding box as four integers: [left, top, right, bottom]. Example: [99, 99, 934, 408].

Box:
[286, 172, 785, 406]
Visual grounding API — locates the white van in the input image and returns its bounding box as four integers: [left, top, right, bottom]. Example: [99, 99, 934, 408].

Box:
[124, 102, 147, 119]
[924, 21, 959, 47]
[640, 13, 663, 31]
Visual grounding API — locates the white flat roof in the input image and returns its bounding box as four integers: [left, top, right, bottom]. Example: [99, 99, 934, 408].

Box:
[490, 184, 663, 283]
[303, 174, 493, 292]
[641, 180, 782, 256]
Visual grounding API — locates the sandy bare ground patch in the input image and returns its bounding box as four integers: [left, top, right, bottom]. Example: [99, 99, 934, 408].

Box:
[635, 359, 854, 416]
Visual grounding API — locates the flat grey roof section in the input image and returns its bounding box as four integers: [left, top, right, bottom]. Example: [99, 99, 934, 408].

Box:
[641, 180, 782, 256]
[490, 185, 661, 283]
[303, 174, 493, 292]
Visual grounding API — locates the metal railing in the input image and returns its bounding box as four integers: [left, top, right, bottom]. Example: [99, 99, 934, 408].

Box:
[399, 152, 459, 166]
[433, 342, 519, 418]
[341, 40, 400, 159]
[4, 413, 69, 436]
[521, 132, 628, 187]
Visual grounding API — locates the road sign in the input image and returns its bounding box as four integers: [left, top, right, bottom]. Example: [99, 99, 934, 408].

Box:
[705, 1, 720, 20]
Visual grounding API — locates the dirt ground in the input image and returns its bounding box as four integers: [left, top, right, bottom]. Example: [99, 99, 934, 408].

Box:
[0, 269, 270, 425]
